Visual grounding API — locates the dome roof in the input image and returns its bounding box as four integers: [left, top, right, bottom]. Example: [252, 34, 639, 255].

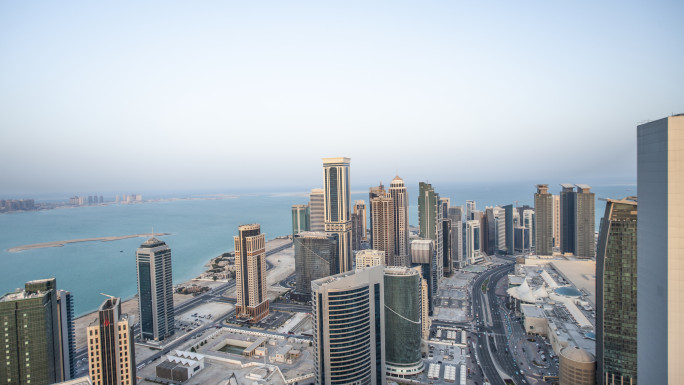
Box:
[560, 346, 595, 363]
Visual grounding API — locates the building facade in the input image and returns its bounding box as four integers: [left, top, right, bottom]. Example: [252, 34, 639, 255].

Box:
[371, 194, 395, 265]
[234, 224, 269, 323]
[309, 188, 325, 232]
[596, 198, 637, 385]
[323, 157, 353, 273]
[637, 114, 684, 384]
[293, 232, 338, 301]
[355, 249, 385, 270]
[535, 184, 554, 255]
[389, 177, 409, 264]
[447, 206, 464, 268]
[553, 195, 560, 248]
[291, 204, 310, 237]
[466, 220, 482, 264]
[86, 297, 136, 385]
[312, 266, 385, 385]
[136, 237, 174, 341]
[575, 185, 595, 258]
[560, 184, 576, 255]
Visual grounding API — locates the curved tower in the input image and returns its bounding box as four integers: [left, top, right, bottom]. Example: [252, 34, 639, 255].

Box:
[384, 267, 423, 377]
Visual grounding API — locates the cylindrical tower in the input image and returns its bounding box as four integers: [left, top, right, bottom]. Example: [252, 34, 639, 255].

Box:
[383, 266, 423, 377]
[559, 346, 596, 385]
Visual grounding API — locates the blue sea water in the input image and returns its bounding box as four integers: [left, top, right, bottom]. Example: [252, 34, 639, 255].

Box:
[0, 183, 635, 316]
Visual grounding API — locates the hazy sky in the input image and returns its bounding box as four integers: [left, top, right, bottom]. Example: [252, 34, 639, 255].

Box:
[1, 1, 682, 195]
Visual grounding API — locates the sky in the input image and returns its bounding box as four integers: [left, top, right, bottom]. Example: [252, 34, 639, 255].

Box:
[1, 1, 683, 196]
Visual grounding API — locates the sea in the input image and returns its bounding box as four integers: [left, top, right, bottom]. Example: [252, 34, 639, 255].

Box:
[0, 183, 636, 316]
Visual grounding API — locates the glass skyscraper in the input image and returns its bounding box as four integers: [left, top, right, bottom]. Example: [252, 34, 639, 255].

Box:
[293, 231, 338, 301]
[323, 157, 352, 273]
[384, 267, 423, 377]
[136, 237, 174, 341]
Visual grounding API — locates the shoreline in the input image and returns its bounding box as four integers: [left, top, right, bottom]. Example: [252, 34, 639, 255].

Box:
[7, 233, 172, 252]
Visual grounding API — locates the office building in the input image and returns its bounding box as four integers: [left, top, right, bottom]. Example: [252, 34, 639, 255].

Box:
[448, 206, 464, 268]
[293, 232, 338, 301]
[234, 224, 269, 323]
[596, 197, 637, 385]
[368, 184, 385, 246]
[0, 279, 69, 385]
[389, 176, 409, 264]
[503, 204, 515, 254]
[553, 195, 561, 248]
[466, 220, 482, 264]
[356, 249, 385, 270]
[371, 194, 395, 265]
[560, 184, 595, 258]
[384, 267, 423, 377]
[353, 200, 367, 241]
[418, 182, 443, 279]
[352, 200, 367, 250]
[637, 114, 684, 384]
[535, 184, 554, 255]
[291, 204, 309, 236]
[351, 212, 361, 251]
[466, 200, 476, 221]
[442, 218, 453, 275]
[86, 297, 136, 385]
[309, 189, 325, 232]
[494, 207, 506, 253]
[312, 266, 385, 385]
[136, 237, 174, 341]
[56, 290, 76, 380]
[411, 240, 437, 313]
[323, 157, 353, 273]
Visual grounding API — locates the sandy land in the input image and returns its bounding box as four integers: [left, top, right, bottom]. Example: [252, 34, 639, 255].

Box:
[7, 233, 171, 252]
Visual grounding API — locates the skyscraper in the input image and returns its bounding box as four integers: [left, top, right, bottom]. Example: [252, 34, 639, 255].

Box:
[323, 157, 353, 273]
[371, 194, 395, 265]
[234, 224, 269, 322]
[0, 279, 68, 385]
[560, 184, 577, 255]
[553, 195, 560, 248]
[596, 197, 637, 385]
[384, 267, 423, 378]
[411, 239, 436, 313]
[503, 204, 515, 254]
[56, 289, 76, 380]
[637, 114, 684, 384]
[559, 184, 595, 258]
[352, 200, 367, 250]
[291, 204, 309, 237]
[368, 183, 385, 246]
[312, 266, 385, 385]
[309, 188, 325, 232]
[418, 182, 443, 279]
[448, 206, 464, 268]
[293, 232, 338, 301]
[466, 220, 481, 263]
[389, 176, 409, 263]
[353, 200, 367, 241]
[466, 200, 476, 221]
[535, 184, 553, 255]
[87, 297, 136, 385]
[136, 237, 174, 341]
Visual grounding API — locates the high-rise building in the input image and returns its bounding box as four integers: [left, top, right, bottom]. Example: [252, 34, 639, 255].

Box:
[351, 212, 361, 251]
[371, 194, 395, 265]
[410, 240, 436, 313]
[309, 188, 325, 232]
[383, 267, 424, 378]
[291, 204, 310, 237]
[356, 249, 385, 270]
[466, 200, 476, 221]
[234, 224, 269, 323]
[535, 184, 554, 255]
[553, 195, 561, 248]
[447, 206, 464, 268]
[494, 207, 506, 253]
[523, 209, 535, 250]
[418, 182, 443, 279]
[389, 176, 409, 264]
[136, 237, 174, 341]
[354, 200, 367, 241]
[323, 157, 353, 273]
[368, 184, 385, 246]
[596, 197, 637, 385]
[312, 266, 386, 385]
[0, 279, 69, 385]
[559, 184, 595, 258]
[637, 114, 684, 384]
[442, 218, 452, 276]
[503, 204, 515, 255]
[293, 232, 338, 301]
[466, 220, 481, 263]
[56, 290, 76, 380]
[87, 297, 136, 385]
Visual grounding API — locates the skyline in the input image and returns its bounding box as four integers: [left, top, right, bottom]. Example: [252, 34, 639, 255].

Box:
[2, 1, 683, 194]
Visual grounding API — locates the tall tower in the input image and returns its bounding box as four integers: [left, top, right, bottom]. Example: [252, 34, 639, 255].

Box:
[368, 184, 385, 246]
[87, 297, 136, 385]
[637, 114, 684, 384]
[291, 204, 310, 236]
[553, 194, 561, 248]
[466, 220, 481, 263]
[293, 232, 338, 302]
[466, 200, 476, 221]
[312, 266, 385, 385]
[352, 200, 367, 250]
[323, 157, 352, 273]
[503, 204, 515, 254]
[353, 200, 367, 241]
[136, 237, 174, 341]
[0, 279, 66, 385]
[371, 194, 395, 265]
[389, 176, 409, 264]
[309, 188, 325, 232]
[560, 184, 577, 255]
[596, 197, 637, 385]
[448, 206, 464, 268]
[575, 184, 595, 258]
[535, 184, 554, 255]
[234, 224, 269, 322]
[56, 289, 76, 380]
[384, 267, 424, 377]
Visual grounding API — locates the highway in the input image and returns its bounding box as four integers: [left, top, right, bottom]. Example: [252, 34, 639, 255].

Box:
[471, 262, 528, 385]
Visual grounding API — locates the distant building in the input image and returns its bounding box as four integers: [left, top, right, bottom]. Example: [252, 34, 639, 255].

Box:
[309, 189, 325, 232]
[560, 184, 595, 258]
[87, 297, 136, 385]
[553, 195, 560, 248]
[448, 206, 464, 268]
[535, 184, 553, 255]
[637, 114, 684, 384]
[503, 204, 515, 254]
[418, 182, 443, 280]
[384, 267, 424, 378]
[156, 351, 205, 382]
[596, 197, 637, 385]
[0, 278, 73, 385]
[293, 232, 338, 301]
[466, 200, 476, 221]
[356, 249, 385, 270]
[368, 184, 385, 246]
[466, 220, 482, 263]
[234, 224, 269, 322]
[389, 176, 409, 264]
[442, 218, 452, 276]
[57, 289, 76, 380]
[323, 157, 353, 272]
[136, 237, 174, 340]
[370, 194, 395, 265]
[559, 346, 595, 385]
[291, 204, 310, 236]
[312, 266, 386, 385]
[411, 239, 436, 313]
[353, 200, 367, 241]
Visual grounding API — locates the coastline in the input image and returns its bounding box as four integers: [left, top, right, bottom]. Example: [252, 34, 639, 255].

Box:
[7, 233, 172, 252]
